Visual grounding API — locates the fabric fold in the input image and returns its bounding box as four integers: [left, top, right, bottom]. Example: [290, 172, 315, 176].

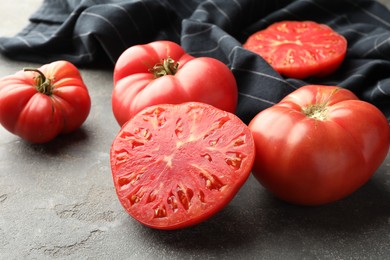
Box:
[0, 0, 389, 123]
[181, 0, 390, 122]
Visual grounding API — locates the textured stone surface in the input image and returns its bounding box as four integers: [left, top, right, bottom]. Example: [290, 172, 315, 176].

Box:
[1, 1, 390, 259]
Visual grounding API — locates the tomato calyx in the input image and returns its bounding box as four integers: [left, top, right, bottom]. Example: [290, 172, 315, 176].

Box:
[24, 68, 53, 96]
[301, 87, 342, 120]
[302, 104, 328, 120]
[149, 57, 179, 78]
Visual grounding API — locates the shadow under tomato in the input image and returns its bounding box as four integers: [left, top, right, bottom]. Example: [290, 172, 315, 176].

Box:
[138, 165, 390, 254]
[10, 127, 92, 163]
[141, 205, 258, 252]
[23, 128, 89, 153]
[138, 178, 265, 252]
[248, 169, 390, 243]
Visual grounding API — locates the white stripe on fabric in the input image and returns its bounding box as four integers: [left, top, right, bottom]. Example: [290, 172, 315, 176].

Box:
[168, 0, 193, 14]
[238, 92, 277, 105]
[16, 36, 32, 48]
[376, 81, 390, 96]
[192, 8, 210, 18]
[74, 32, 93, 39]
[81, 11, 128, 48]
[61, 51, 95, 60]
[232, 0, 243, 12]
[188, 35, 231, 54]
[356, 32, 388, 46]
[107, 4, 142, 39]
[231, 67, 298, 90]
[35, 32, 49, 41]
[281, 8, 302, 19]
[206, 0, 232, 27]
[340, 28, 367, 36]
[228, 45, 241, 60]
[363, 34, 390, 57]
[181, 25, 216, 40]
[21, 31, 49, 41]
[327, 15, 353, 28]
[345, 0, 390, 27]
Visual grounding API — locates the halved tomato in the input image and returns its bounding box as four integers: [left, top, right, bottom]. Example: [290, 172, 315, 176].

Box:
[243, 21, 347, 79]
[110, 102, 255, 230]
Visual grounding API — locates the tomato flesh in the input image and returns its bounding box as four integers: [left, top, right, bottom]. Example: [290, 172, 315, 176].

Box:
[110, 102, 255, 229]
[243, 21, 347, 79]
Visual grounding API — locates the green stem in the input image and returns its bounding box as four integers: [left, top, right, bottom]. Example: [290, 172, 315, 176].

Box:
[149, 57, 179, 78]
[24, 68, 53, 95]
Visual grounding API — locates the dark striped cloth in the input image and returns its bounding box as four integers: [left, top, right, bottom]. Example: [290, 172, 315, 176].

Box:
[1, 0, 390, 123]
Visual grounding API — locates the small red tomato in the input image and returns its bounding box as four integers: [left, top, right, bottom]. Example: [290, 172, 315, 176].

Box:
[110, 102, 255, 230]
[249, 85, 390, 205]
[243, 21, 347, 79]
[112, 40, 238, 126]
[0, 61, 91, 143]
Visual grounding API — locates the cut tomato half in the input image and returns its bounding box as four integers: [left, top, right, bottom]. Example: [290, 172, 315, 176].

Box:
[243, 21, 347, 79]
[110, 102, 255, 230]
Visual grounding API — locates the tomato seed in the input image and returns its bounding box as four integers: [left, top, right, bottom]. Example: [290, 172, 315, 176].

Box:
[201, 153, 212, 162]
[225, 152, 244, 170]
[113, 149, 130, 166]
[154, 206, 167, 218]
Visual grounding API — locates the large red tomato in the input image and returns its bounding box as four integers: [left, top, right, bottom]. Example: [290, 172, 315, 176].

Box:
[112, 41, 238, 126]
[0, 61, 91, 143]
[249, 85, 390, 205]
[243, 21, 347, 79]
[110, 102, 255, 229]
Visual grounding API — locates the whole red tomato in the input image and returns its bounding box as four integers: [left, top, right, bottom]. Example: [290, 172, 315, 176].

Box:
[112, 40, 238, 126]
[249, 85, 390, 205]
[110, 102, 255, 229]
[243, 21, 347, 79]
[0, 61, 91, 143]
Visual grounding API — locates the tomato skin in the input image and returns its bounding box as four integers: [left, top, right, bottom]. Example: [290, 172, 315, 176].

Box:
[0, 61, 91, 143]
[249, 85, 390, 205]
[243, 21, 347, 79]
[112, 41, 238, 126]
[110, 102, 255, 230]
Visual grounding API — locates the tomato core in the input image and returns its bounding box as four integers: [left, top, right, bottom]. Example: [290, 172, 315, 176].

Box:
[149, 57, 179, 78]
[302, 104, 328, 120]
[24, 68, 53, 96]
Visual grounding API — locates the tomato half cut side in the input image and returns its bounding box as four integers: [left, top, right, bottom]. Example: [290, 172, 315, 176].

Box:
[110, 102, 255, 230]
[243, 21, 347, 79]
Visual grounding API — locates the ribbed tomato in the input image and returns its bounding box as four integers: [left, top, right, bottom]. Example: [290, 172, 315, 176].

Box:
[249, 85, 390, 205]
[112, 41, 237, 126]
[0, 61, 91, 143]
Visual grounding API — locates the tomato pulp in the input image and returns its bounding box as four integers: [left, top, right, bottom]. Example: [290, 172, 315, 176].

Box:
[110, 102, 255, 229]
[243, 21, 347, 79]
[249, 85, 390, 205]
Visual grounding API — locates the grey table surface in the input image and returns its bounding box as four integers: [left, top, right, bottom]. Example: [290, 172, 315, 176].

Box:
[1, 1, 389, 259]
